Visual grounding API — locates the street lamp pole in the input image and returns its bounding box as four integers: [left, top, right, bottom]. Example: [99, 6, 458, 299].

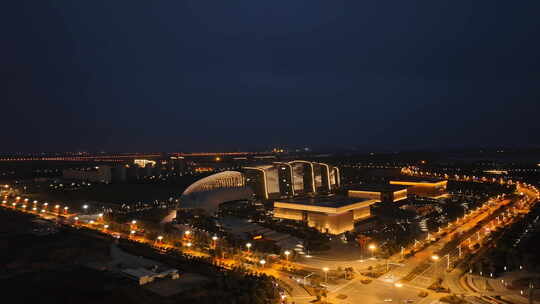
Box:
[368, 244, 376, 259]
[284, 250, 290, 262]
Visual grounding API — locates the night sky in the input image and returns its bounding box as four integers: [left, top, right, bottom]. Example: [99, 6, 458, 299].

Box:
[2, 1, 540, 152]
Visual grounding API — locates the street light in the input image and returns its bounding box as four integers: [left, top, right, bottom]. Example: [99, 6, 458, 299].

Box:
[157, 235, 163, 241]
[186, 242, 192, 248]
[368, 244, 376, 259]
[246, 242, 252, 252]
[284, 250, 291, 261]
[184, 230, 191, 236]
[432, 254, 450, 270]
[131, 220, 137, 224]
[323, 267, 329, 283]
[260, 259, 266, 267]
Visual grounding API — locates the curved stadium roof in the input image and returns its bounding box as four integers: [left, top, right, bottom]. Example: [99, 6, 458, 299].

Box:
[180, 171, 252, 213]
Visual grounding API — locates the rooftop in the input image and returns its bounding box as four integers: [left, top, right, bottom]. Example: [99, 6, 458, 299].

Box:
[389, 176, 446, 184]
[346, 184, 408, 192]
[277, 195, 372, 208]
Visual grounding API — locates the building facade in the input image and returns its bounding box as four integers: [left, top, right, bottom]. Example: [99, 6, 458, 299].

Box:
[243, 161, 340, 200]
[273, 196, 378, 234]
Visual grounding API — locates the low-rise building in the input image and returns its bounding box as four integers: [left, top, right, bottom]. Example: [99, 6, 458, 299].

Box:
[273, 196, 378, 235]
[347, 184, 408, 203]
[389, 176, 448, 198]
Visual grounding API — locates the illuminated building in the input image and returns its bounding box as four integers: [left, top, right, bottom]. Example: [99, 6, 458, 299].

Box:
[243, 161, 340, 200]
[314, 163, 331, 193]
[273, 196, 378, 235]
[389, 177, 448, 198]
[289, 161, 316, 194]
[274, 162, 294, 197]
[180, 171, 251, 213]
[347, 184, 408, 203]
[134, 159, 157, 168]
[244, 166, 271, 199]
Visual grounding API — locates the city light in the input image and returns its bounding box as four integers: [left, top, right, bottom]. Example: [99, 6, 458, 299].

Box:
[284, 250, 290, 261]
[323, 267, 329, 283]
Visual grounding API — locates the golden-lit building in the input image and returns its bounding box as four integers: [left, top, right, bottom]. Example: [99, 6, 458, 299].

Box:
[389, 177, 447, 198]
[134, 159, 157, 168]
[273, 196, 378, 235]
[244, 161, 340, 200]
[347, 184, 408, 203]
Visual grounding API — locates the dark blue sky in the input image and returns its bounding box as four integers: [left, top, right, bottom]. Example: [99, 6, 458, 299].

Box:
[2, 1, 540, 152]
